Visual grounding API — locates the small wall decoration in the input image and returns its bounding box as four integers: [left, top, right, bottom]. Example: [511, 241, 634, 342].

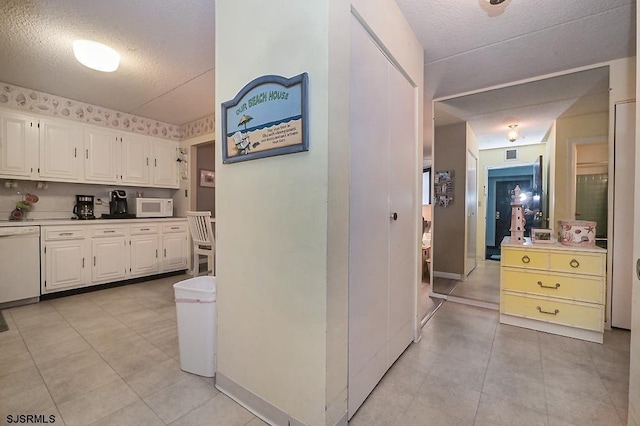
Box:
[221, 73, 309, 164]
[434, 171, 454, 207]
[199, 169, 215, 187]
[531, 228, 554, 244]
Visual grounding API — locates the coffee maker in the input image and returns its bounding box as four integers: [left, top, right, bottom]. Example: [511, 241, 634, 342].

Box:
[109, 190, 129, 215]
[73, 195, 96, 220]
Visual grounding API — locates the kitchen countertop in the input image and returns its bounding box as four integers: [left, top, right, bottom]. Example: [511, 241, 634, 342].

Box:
[0, 217, 187, 227]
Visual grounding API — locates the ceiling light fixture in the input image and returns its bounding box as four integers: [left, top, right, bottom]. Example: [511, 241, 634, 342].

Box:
[486, 0, 507, 4]
[73, 40, 120, 72]
[507, 124, 519, 142]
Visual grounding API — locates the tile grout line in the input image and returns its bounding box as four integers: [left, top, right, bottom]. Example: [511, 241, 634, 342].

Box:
[471, 317, 499, 425]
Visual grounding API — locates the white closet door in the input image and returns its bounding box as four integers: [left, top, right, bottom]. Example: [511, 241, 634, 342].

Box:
[348, 15, 390, 418]
[629, 101, 640, 425]
[612, 101, 635, 329]
[387, 63, 417, 364]
[349, 14, 417, 419]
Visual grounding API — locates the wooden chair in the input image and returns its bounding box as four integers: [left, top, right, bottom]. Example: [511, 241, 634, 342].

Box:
[186, 211, 215, 276]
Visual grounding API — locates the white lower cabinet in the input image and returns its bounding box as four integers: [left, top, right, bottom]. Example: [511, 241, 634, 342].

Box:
[92, 237, 128, 284]
[130, 235, 160, 277]
[42, 228, 91, 293]
[41, 220, 187, 294]
[161, 222, 188, 271]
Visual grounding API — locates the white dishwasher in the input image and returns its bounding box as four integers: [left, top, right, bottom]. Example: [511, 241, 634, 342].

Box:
[0, 226, 41, 306]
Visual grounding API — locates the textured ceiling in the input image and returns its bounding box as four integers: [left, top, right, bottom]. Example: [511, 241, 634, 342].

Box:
[394, 0, 636, 154]
[0, 1, 635, 142]
[0, 0, 215, 125]
[434, 67, 610, 150]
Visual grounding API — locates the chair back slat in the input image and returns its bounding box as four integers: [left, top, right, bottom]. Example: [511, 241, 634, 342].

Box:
[186, 211, 215, 246]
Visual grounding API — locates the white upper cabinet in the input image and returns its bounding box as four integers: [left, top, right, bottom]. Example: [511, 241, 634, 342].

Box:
[84, 127, 119, 183]
[39, 118, 84, 181]
[121, 134, 151, 185]
[0, 110, 38, 178]
[152, 140, 179, 188]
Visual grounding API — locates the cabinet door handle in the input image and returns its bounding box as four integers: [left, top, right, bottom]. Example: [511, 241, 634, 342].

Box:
[536, 306, 559, 316]
[82, 258, 85, 268]
[390, 212, 398, 221]
[74, 147, 77, 158]
[538, 281, 560, 290]
[93, 256, 96, 266]
[156, 249, 158, 258]
[569, 259, 580, 268]
[164, 249, 167, 257]
[86, 149, 89, 159]
[521, 255, 530, 264]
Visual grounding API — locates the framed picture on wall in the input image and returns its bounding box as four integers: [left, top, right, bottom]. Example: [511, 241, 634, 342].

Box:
[199, 169, 215, 187]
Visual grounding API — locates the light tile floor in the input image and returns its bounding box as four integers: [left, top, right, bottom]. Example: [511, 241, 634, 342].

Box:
[449, 260, 500, 305]
[0, 274, 631, 425]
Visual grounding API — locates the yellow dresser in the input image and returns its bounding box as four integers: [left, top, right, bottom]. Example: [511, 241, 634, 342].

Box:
[500, 237, 606, 343]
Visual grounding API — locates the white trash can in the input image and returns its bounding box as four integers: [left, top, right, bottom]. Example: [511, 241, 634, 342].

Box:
[173, 276, 216, 377]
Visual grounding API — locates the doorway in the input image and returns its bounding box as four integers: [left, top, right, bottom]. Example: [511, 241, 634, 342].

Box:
[485, 166, 534, 260]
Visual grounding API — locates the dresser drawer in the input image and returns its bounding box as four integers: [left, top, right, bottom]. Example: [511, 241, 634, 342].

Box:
[44, 228, 86, 241]
[502, 269, 604, 303]
[549, 252, 603, 276]
[131, 224, 159, 235]
[502, 249, 547, 269]
[163, 223, 187, 233]
[502, 293, 603, 332]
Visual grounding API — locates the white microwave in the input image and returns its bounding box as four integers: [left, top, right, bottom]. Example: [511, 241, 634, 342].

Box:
[131, 198, 173, 217]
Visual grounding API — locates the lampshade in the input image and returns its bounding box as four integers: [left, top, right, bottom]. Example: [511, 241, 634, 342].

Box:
[507, 124, 519, 142]
[73, 40, 120, 72]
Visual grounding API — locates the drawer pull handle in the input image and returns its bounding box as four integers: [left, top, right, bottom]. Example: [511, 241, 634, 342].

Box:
[521, 255, 531, 264]
[59, 232, 73, 236]
[104, 230, 116, 233]
[536, 306, 559, 316]
[569, 259, 580, 268]
[171, 227, 179, 230]
[538, 281, 560, 290]
[140, 228, 150, 231]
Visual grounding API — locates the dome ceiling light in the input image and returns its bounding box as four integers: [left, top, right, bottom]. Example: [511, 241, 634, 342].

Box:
[507, 124, 519, 142]
[73, 40, 120, 72]
[486, 0, 507, 4]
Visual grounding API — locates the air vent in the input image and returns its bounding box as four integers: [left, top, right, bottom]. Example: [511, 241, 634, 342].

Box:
[505, 149, 518, 161]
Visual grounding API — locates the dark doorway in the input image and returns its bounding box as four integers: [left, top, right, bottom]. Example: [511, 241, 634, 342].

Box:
[487, 178, 532, 259]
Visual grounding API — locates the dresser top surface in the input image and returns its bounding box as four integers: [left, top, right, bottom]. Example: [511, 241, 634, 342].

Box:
[501, 237, 606, 253]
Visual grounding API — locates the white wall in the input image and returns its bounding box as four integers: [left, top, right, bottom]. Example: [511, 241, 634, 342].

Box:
[215, 1, 422, 425]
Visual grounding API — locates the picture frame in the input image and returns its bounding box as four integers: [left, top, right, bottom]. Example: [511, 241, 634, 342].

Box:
[199, 169, 215, 187]
[531, 228, 554, 244]
[221, 73, 309, 164]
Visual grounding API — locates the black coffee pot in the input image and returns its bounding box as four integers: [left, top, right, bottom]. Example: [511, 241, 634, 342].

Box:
[73, 195, 96, 219]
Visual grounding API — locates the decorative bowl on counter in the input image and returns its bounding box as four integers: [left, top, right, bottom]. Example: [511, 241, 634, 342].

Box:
[557, 220, 596, 247]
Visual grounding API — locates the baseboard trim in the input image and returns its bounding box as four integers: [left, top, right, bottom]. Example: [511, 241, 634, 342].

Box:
[447, 295, 499, 311]
[215, 372, 348, 426]
[433, 271, 462, 280]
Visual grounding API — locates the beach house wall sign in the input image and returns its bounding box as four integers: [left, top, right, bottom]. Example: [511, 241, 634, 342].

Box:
[221, 73, 309, 164]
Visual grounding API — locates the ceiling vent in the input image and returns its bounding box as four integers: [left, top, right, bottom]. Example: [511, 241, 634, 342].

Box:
[505, 148, 518, 161]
